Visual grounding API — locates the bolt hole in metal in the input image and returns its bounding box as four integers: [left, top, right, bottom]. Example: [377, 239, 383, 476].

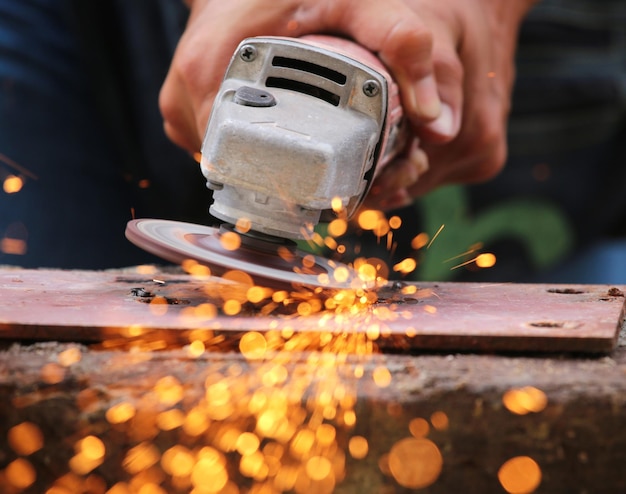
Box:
[547, 288, 586, 295]
[525, 321, 582, 330]
[529, 321, 564, 328]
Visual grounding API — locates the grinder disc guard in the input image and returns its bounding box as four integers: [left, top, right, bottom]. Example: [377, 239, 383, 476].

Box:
[126, 219, 363, 290]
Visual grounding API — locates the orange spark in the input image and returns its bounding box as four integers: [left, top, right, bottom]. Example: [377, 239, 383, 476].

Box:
[3, 175, 23, 193]
[411, 232, 429, 250]
[426, 224, 445, 249]
[476, 252, 496, 268]
[498, 456, 542, 494]
[1, 237, 27, 255]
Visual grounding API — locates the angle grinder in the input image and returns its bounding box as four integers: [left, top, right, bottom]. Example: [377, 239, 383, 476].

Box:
[126, 36, 409, 290]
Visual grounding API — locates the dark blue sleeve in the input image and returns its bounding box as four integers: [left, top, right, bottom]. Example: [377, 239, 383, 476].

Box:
[0, 0, 209, 269]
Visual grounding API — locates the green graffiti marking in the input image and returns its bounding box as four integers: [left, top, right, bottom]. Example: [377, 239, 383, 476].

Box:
[414, 185, 573, 281]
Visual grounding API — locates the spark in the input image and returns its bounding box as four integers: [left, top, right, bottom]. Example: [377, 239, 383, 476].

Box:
[443, 243, 484, 263]
[3, 175, 23, 194]
[153, 376, 184, 406]
[6, 209, 460, 493]
[331, 196, 344, 213]
[426, 224, 445, 249]
[239, 331, 267, 359]
[476, 252, 496, 268]
[449, 257, 477, 270]
[106, 402, 136, 424]
[136, 265, 157, 275]
[8, 422, 44, 456]
[372, 366, 392, 388]
[57, 347, 82, 367]
[223, 299, 242, 315]
[387, 437, 443, 489]
[498, 456, 542, 494]
[182, 259, 211, 277]
[328, 218, 347, 237]
[122, 442, 160, 474]
[306, 456, 332, 481]
[430, 411, 449, 431]
[386, 230, 394, 251]
[0, 152, 38, 179]
[76, 436, 105, 461]
[389, 215, 402, 229]
[408, 418, 430, 438]
[1, 237, 27, 255]
[411, 232, 429, 250]
[450, 252, 497, 271]
[219, 230, 242, 251]
[40, 363, 65, 384]
[502, 386, 548, 415]
[348, 436, 369, 459]
[157, 409, 185, 431]
[5, 458, 36, 489]
[236, 217, 252, 233]
[393, 258, 417, 274]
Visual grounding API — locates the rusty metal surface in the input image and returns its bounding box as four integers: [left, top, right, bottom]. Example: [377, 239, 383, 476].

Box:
[0, 268, 623, 353]
[1, 342, 626, 493]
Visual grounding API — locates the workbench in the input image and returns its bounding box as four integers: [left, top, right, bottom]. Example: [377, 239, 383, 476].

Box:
[1, 267, 625, 493]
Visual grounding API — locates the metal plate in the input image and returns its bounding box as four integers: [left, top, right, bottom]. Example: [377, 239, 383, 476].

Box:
[0, 268, 623, 353]
[125, 219, 361, 290]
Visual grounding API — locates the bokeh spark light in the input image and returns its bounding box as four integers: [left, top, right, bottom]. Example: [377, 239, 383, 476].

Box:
[379, 413, 448, 490]
[0, 205, 512, 492]
[498, 456, 542, 494]
[503, 386, 548, 415]
[1, 222, 28, 256]
[3, 174, 23, 194]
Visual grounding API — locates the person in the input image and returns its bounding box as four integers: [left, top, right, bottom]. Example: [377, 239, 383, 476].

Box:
[156, 0, 626, 284]
[160, 0, 538, 208]
[1, 0, 625, 283]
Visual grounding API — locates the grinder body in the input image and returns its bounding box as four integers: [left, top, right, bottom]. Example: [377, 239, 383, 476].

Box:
[201, 36, 406, 239]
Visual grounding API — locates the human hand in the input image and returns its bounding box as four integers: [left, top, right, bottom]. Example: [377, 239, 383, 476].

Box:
[160, 0, 537, 212]
[159, 0, 446, 154]
[367, 0, 538, 210]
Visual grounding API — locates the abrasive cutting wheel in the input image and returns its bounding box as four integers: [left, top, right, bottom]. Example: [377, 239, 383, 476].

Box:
[125, 219, 365, 290]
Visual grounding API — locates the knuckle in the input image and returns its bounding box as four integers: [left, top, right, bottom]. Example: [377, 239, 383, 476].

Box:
[158, 86, 176, 122]
[472, 109, 505, 152]
[434, 49, 463, 82]
[473, 139, 507, 182]
[389, 20, 433, 59]
[457, 112, 508, 183]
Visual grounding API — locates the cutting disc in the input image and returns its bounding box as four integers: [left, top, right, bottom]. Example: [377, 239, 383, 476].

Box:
[125, 219, 364, 290]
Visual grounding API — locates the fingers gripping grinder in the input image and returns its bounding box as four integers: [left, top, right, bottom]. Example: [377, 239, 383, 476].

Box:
[126, 36, 407, 289]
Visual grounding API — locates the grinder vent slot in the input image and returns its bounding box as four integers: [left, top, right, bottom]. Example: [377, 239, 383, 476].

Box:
[266, 77, 340, 106]
[271, 56, 347, 85]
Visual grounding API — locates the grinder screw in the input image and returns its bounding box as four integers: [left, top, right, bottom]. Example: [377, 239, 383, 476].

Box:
[362, 80, 380, 97]
[239, 44, 258, 62]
